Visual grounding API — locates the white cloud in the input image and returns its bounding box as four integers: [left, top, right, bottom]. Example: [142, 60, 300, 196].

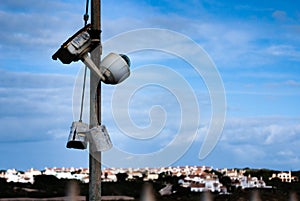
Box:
[277, 149, 294, 157]
[264, 45, 300, 59]
[272, 10, 288, 21]
[47, 128, 69, 139]
[232, 145, 267, 161]
[263, 124, 300, 145]
[0, 70, 75, 142]
[221, 117, 300, 145]
[210, 116, 300, 169]
[285, 80, 300, 86]
[0, 1, 85, 73]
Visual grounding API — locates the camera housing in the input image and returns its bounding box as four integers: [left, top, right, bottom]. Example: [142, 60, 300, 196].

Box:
[100, 53, 130, 84]
[52, 24, 98, 64]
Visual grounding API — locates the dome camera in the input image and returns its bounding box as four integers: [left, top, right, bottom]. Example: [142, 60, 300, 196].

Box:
[100, 53, 131, 85]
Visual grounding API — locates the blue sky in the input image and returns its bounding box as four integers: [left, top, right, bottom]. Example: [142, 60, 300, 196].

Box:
[0, 0, 300, 171]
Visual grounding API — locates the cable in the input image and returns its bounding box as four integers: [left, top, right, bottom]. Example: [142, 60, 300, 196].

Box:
[79, 0, 89, 122]
[96, 81, 101, 125]
[83, 0, 89, 26]
[79, 66, 87, 122]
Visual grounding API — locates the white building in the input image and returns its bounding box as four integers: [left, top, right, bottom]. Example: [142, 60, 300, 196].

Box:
[181, 173, 224, 193]
[270, 171, 298, 183]
[5, 169, 19, 183]
[239, 176, 266, 189]
[21, 168, 42, 184]
[222, 168, 245, 181]
[145, 173, 159, 181]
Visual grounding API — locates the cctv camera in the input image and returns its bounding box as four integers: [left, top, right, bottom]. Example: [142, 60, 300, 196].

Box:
[100, 53, 131, 84]
[80, 52, 131, 84]
[52, 24, 98, 64]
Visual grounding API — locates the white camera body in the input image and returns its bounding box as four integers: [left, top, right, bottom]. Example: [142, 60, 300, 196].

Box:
[100, 53, 130, 84]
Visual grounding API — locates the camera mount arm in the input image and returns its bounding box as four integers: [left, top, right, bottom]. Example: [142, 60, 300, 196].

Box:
[81, 53, 106, 81]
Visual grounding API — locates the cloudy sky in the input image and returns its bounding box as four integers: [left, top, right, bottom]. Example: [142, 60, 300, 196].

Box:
[0, 0, 300, 171]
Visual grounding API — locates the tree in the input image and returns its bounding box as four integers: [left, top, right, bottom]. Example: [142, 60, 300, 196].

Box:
[0, 178, 8, 191]
[116, 173, 128, 182]
[220, 176, 232, 191]
[269, 177, 282, 189]
[33, 175, 60, 189]
[104, 172, 108, 180]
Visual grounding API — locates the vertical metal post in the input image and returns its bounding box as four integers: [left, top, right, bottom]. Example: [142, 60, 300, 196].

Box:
[89, 0, 101, 200]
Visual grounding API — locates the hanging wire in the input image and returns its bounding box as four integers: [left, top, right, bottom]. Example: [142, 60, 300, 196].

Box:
[79, 0, 90, 122]
[83, 0, 89, 26]
[79, 66, 87, 122]
[96, 81, 101, 125]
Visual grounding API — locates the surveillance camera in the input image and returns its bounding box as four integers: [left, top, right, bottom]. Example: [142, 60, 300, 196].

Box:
[52, 24, 98, 64]
[100, 53, 131, 84]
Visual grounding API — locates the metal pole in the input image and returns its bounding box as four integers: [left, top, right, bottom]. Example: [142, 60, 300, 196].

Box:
[89, 0, 101, 200]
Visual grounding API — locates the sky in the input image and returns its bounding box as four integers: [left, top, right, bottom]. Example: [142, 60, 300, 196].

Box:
[0, 0, 300, 171]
